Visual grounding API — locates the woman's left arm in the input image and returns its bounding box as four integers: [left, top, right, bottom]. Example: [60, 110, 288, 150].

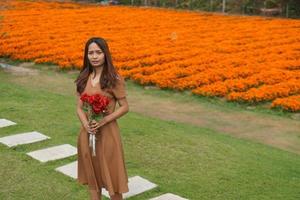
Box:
[104, 97, 129, 123]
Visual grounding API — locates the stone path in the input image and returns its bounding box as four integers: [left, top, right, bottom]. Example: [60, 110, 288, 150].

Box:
[0, 131, 50, 147]
[149, 193, 189, 200]
[0, 118, 189, 199]
[0, 118, 16, 128]
[26, 144, 77, 163]
[55, 160, 78, 179]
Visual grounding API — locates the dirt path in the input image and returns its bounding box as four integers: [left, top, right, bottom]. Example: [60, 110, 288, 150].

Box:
[128, 88, 300, 154]
[1, 61, 300, 155]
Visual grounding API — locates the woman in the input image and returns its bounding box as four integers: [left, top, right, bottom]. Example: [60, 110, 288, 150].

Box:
[74, 37, 129, 200]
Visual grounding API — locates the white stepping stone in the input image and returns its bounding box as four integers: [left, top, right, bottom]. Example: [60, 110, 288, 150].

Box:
[102, 175, 158, 199]
[0, 119, 17, 128]
[149, 193, 189, 200]
[55, 160, 78, 179]
[0, 131, 50, 147]
[27, 144, 77, 163]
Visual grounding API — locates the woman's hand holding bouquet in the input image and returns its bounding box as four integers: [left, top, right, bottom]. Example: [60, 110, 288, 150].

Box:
[80, 93, 110, 156]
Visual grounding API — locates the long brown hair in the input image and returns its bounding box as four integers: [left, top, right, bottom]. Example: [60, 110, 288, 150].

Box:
[74, 37, 120, 95]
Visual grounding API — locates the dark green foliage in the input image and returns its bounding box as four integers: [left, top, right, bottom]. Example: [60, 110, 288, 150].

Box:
[117, 0, 300, 18]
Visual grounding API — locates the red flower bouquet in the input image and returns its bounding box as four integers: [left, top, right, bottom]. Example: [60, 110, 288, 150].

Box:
[80, 93, 110, 156]
[80, 93, 110, 120]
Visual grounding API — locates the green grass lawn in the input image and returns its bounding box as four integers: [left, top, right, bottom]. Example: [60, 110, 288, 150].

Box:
[0, 68, 300, 200]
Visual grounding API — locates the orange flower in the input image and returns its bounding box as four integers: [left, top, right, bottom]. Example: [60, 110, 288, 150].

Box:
[1, 0, 300, 111]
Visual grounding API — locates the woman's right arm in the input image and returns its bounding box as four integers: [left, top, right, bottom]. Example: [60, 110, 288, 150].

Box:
[76, 92, 90, 132]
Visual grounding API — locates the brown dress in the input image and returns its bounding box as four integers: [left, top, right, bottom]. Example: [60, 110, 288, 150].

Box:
[77, 74, 129, 197]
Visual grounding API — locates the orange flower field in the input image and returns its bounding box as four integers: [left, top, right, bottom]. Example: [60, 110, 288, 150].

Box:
[0, 0, 300, 112]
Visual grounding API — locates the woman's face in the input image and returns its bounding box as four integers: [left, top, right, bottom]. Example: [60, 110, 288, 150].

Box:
[88, 42, 105, 68]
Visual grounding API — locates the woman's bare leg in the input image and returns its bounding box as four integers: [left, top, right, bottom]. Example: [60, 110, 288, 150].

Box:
[89, 188, 101, 200]
[110, 193, 123, 200]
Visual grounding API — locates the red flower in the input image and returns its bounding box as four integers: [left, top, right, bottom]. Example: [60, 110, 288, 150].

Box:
[80, 93, 89, 102]
[80, 93, 110, 115]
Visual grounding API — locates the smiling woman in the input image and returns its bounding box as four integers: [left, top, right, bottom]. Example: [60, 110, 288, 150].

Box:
[74, 37, 129, 200]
